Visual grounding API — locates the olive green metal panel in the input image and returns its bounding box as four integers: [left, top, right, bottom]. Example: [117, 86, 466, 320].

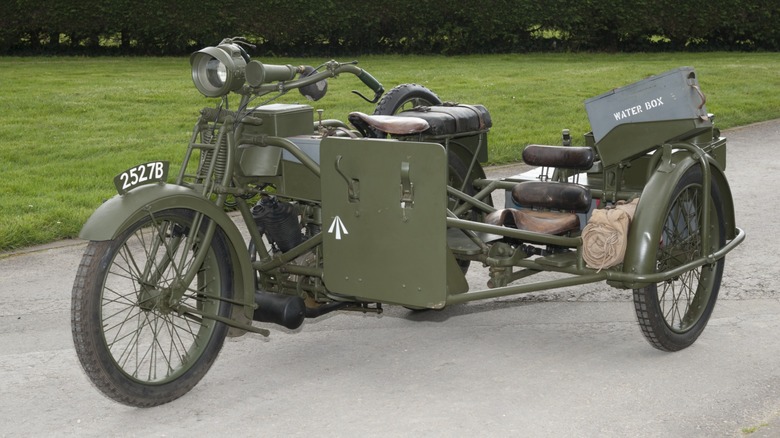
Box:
[279, 135, 322, 201]
[237, 104, 313, 177]
[585, 67, 712, 167]
[280, 161, 321, 201]
[592, 120, 712, 167]
[239, 145, 283, 177]
[321, 138, 448, 308]
[247, 104, 314, 136]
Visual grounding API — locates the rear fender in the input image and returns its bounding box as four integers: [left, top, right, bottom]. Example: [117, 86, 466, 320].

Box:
[79, 183, 255, 322]
[448, 141, 487, 180]
[618, 150, 736, 289]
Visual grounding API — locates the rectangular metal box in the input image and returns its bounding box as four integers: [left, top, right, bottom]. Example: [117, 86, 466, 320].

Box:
[238, 104, 314, 177]
[584, 67, 712, 166]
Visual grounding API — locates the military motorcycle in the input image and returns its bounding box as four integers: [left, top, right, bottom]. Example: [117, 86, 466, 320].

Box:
[71, 38, 745, 407]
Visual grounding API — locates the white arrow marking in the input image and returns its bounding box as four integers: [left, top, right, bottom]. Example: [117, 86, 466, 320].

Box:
[327, 216, 349, 240]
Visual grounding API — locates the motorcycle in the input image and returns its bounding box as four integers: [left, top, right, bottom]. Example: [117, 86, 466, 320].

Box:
[71, 37, 745, 407]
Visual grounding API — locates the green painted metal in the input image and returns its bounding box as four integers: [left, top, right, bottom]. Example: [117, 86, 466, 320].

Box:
[72, 44, 751, 407]
[605, 228, 744, 284]
[585, 67, 712, 167]
[79, 183, 256, 320]
[618, 148, 736, 289]
[78, 52, 745, 331]
[447, 273, 607, 305]
[321, 137, 453, 308]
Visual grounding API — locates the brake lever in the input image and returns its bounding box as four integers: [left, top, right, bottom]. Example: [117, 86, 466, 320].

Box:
[351, 89, 384, 104]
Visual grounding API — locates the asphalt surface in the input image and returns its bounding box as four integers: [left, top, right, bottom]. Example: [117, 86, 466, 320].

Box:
[1, 120, 779, 437]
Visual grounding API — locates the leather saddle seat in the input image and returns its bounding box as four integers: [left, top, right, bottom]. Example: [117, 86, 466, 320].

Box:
[348, 111, 430, 136]
[487, 145, 594, 236]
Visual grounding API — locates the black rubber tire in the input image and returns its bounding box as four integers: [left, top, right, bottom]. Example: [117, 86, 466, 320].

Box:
[71, 208, 233, 407]
[373, 83, 442, 116]
[448, 149, 487, 218]
[447, 150, 489, 274]
[633, 166, 725, 352]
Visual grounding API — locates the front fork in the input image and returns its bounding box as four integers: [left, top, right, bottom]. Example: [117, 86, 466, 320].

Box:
[135, 208, 219, 311]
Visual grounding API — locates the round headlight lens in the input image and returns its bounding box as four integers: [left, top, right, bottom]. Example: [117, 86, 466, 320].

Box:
[205, 58, 227, 88]
[190, 45, 246, 97]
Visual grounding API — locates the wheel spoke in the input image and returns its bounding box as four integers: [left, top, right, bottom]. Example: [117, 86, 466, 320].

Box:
[654, 184, 705, 331]
[73, 209, 230, 392]
[632, 168, 725, 351]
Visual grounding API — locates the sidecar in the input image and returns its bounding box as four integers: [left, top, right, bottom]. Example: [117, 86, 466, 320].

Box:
[318, 67, 744, 351]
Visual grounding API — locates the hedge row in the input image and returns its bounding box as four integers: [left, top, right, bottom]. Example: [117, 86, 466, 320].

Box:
[2, 0, 778, 55]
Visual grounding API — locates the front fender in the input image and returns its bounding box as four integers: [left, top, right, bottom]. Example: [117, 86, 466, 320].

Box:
[618, 151, 736, 289]
[80, 183, 255, 322]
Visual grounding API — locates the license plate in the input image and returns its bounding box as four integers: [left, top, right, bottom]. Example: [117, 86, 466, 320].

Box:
[113, 161, 169, 195]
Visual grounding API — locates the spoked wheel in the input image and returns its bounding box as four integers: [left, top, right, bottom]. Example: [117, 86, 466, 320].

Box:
[633, 167, 725, 352]
[373, 83, 442, 116]
[71, 208, 233, 407]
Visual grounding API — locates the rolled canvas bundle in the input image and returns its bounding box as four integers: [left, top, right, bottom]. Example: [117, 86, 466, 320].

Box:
[582, 198, 639, 270]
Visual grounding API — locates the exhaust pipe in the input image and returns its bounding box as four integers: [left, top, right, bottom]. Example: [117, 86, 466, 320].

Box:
[253, 291, 306, 330]
[253, 291, 351, 330]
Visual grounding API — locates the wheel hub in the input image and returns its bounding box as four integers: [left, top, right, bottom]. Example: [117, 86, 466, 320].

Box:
[138, 283, 175, 314]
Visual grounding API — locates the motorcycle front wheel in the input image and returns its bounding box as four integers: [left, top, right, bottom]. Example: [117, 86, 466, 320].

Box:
[633, 166, 725, 352]
[71, 208, 233, 407]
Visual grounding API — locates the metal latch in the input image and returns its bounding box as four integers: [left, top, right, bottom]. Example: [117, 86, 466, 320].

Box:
[400, 161, 414, 208]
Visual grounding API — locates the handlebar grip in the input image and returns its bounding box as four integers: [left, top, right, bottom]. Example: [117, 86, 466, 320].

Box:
[357, 70, 384, 94]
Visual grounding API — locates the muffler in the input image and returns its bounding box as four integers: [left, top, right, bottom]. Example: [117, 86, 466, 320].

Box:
[253, 291, 306, 330]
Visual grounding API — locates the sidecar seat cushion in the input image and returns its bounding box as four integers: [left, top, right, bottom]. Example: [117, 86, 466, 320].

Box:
[511, 181, 592, 213]
[348, 112, 430, 135]
[522, 145, 595, 170]
[486, 209, 581, 235]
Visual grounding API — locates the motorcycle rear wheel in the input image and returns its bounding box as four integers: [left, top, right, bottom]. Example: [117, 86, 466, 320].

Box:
[375, 83, 486, 274]
[373, 83, 442, 116]
[633, 166, 725, 352]
[71, 208, 233, 407]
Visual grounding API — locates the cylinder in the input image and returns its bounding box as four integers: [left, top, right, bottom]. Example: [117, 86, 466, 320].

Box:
[253, 291, 306, 330]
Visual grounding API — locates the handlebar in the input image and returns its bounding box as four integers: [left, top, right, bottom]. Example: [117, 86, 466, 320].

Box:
[356, 69, 384, 94]
[192, 39, 384, 102]
[247, 60, 384, 103]
[353, 69, 385, 103]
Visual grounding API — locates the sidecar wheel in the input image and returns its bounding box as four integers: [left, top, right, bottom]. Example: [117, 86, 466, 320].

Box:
[71, 208, 233, 407]
[633, 167, 725, 352]
[373, 83, 442, 116]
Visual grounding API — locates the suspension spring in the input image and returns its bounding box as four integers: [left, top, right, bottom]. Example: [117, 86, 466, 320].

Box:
[199, 128, 228, 185]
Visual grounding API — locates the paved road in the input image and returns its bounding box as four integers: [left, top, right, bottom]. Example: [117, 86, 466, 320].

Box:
[1, 120, 778, 437]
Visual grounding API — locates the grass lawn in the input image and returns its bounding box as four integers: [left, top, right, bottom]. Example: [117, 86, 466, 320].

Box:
[1, 52, 779, 250]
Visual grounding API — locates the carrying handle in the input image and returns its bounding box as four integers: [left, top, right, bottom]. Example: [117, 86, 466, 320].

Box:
[335, 155, 360, 202]
[688, 73, 709, 121]
[400, 161, 414, 206]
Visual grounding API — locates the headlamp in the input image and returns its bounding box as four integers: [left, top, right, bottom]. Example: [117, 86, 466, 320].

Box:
[190, 44, 247, 97]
